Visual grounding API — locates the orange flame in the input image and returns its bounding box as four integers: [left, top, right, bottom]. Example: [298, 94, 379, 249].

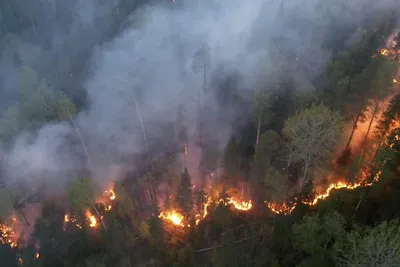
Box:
[381, 48, 390, 56]
[159, 210, 185, 227]
[85, 210, 97, 228]
[36, 252, 40, 259]
[107, 190, 116, 201]
[267, 120, 399, 215]
[161, 195, 252, 227]
[227, 197, 252, 211]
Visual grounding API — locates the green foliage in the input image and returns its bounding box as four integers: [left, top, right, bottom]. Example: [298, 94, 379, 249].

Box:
[336, 219, 400, 267]
[223, 137, 246, 179]
[0, 189, 14, 221]
[69, 177, 99, 212]
[0, 66, 77, 141]
[214, 202, 232, 227]
[114, 181, 136, 218]
[292, 211, 346, 255]
[283, 103, 343, 184]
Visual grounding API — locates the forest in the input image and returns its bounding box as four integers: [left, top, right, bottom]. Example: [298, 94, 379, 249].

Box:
[1, 0, 400, 266]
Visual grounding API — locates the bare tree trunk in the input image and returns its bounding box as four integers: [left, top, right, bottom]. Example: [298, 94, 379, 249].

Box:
[91, 203, 107, 230]
[255, 111, 261, 157]
[69, 115, 92, 169]
[360, 103, 379, 156]
[353, 194, 363, 219]
[117, 77, 149, 153]
[300, 154, 311, 192]
[344, 109, 362, 152]
[287, 139, 294, 169]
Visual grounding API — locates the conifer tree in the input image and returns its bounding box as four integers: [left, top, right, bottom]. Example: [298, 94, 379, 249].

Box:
[176, 168, 193, 217]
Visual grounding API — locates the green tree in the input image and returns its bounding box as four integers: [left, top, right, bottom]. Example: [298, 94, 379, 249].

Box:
[251, 130, 283, 204]
[283, 104, 343, 190]
[114, 180, 136, 219]
[176, 168, 193, 217]
[223, 137, 245, 180]
[68, 177, 106, 229]
[19, 66, 39, 99]
[253, 90, 274, 154]
[264, 167, 286, 203]
[0, 189, 14, 221]
[292, 211, 346, 266]
[336, 219, 400, 267]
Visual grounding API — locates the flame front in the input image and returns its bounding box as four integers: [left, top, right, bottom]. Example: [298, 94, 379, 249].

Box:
[228, 197, 252, 211]
[160, 195, 252, 227]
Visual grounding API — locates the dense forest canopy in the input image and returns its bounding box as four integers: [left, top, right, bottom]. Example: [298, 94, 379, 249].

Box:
[1, 0, 400, 266]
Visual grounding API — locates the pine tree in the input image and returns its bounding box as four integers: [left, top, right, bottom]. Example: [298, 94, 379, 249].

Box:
[176, 168, 193, 217]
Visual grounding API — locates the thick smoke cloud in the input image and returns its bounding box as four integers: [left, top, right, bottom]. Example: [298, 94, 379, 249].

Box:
[1, 0, 399, 190]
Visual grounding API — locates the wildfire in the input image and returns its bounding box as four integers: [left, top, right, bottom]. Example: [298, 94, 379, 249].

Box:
[36, 252, 40, 259]
[227, 197, 252, 211]
[105, 190, 116, 201]
[267, 202, 297, 215]
[160, 195, 252, 227]
[374, 48, 400, 61]
[381, 48, 390, 56]
[267, 121, 399, 215]
[0, 217, 19, 248]
[159, 210, 186, 227]
[86, 211, 97, 228]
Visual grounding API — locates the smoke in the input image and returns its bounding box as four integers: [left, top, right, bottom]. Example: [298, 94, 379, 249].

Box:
[1, 0, 400, 192]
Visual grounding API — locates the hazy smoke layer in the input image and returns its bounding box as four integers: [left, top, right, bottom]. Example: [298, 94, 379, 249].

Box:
[1, 0, 399, 190]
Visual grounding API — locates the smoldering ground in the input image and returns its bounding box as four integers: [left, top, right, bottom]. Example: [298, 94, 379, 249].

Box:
[0, 0, 399, 194]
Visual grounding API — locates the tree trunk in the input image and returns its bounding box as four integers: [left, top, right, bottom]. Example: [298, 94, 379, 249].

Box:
[353, 194, 363, 219]
[91, 203, 107, 230]
[287, 139, 294, 169]
[300, 156, 310, 192]
[255, 111, 261, 156]
[360, 102, 379, 156]
[344, 109, 362, 152]
[69, 115, 92, 169]
[117, 77, 148, 153]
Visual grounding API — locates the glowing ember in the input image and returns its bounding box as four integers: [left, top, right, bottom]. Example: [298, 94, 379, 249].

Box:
[0, 217, 19, 248]
[267, 202, 297, 215]
[159, 210, 185, 227]
[36, 252, 40, 259]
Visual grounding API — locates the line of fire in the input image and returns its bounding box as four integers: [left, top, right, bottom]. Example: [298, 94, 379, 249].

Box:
[1, 43, 400, 262]
[1, 32, 400, 265]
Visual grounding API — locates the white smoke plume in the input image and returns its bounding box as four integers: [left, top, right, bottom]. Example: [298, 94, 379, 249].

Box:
[0, 0, 399, 192]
